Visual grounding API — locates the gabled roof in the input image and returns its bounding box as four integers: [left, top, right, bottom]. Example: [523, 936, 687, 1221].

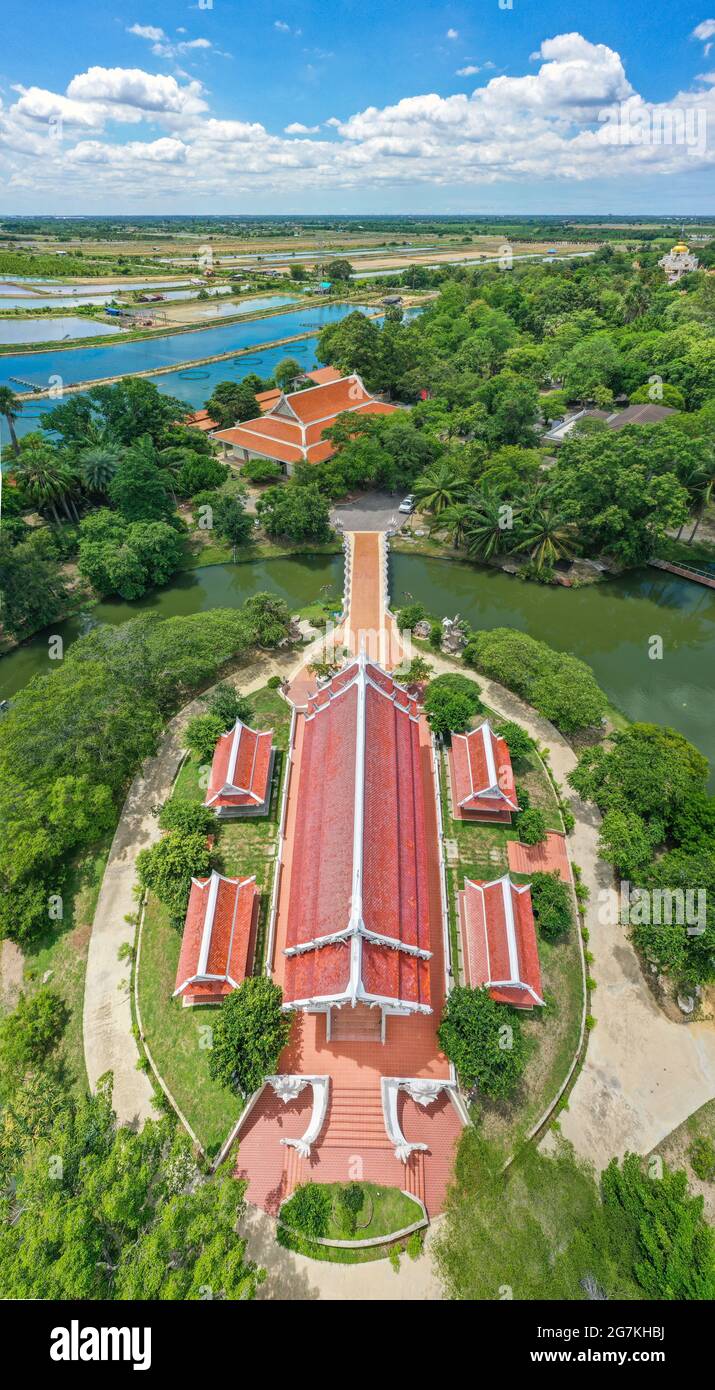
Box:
[450, 721, 519, 813]
[212, 372, 398, 466]
[205, 719, 274, 811]
[282, 652, 432, 1015]
[460, 874, 544, 1008]
[174, 870, 257, 1001]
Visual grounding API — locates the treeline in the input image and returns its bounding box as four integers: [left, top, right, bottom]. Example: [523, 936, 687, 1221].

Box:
[0, 594, 290, 947]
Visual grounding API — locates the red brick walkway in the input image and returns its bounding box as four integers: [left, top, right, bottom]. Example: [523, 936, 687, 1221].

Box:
[507, 831, 572, 883]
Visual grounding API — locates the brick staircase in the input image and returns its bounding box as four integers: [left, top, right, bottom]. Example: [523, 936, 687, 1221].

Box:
[404, 1149, 426, 1207]
[281, 1143, 305, 1197]
[330, 1003, 383, 1043]
[324, 1085, 387, 1149]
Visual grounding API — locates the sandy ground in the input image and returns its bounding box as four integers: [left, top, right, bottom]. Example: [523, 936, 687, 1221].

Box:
[0, 938, 24, 1012]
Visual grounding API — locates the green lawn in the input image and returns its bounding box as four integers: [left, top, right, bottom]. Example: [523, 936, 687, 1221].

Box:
[277, 1182, 424, 1264]
[137, 893, 242, 1156]
[17, 834, 113, 1096]
[137, 684, 293, 1153]
[440, 727, 583, 1149]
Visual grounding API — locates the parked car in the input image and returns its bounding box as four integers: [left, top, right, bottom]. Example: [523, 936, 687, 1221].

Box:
[398, 495, 415, 514]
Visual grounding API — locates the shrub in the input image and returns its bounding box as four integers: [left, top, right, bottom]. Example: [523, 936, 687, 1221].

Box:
[423, 673, 483, 737]
[396, 602, 427, 633]
[498, 720, 534, 763]
[136, 830, 211, 924]
[241, 458, 284, 485]
[336, 1183, 364, 1237]
[529, 871, 572, 941]
[183, 712, 227, 764]
[280, 1182, 331, 1240]
[0, 988, 68, 1087]
[208, 977, 292, 1096]
[515, 807, 548, 845]
[203, 682, 252, 729]
[158, 800, 214, 836]
[266, 675, 283, 690]
[465, 628, 607, 733]
[689, 1137, 715, 1183]
[406, 1230, 423, 1260]
[437, 986, 527, 1100]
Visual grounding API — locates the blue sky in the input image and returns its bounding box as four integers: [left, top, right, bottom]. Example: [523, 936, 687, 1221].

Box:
[1, 2, 714, 212]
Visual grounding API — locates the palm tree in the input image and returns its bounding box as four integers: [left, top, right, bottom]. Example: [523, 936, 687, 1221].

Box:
[688, 476, 714, 544]
[0, 386, 21, 457]
[464, 488, 519, 562]
[15, 435, 80, 524]
[430, 501, 472, 549]
[78, 444, 123, 495]
[514, 500, 577, 571]
[412, 462, 470, 515]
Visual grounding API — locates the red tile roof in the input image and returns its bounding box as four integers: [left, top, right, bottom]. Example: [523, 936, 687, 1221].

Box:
[508, 832, 572, 884]
[174, 871, 257, 1003]
[185, 408, 218, 432]
[205, 719, 274, 813]
[459, 874, 544, 1009]
[450, 721, 519, 816]
[282, 654, 432, 1013]
[212, 372, 398, 467]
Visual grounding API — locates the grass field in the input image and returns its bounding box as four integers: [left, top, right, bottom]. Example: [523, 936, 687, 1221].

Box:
[137, 684, 293, 1153]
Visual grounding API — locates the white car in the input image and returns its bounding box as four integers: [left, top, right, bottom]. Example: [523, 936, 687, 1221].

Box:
[398, 495, 416, 514]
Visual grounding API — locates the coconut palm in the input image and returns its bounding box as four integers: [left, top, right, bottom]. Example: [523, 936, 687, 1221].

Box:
[16, 434, 80, 524]
[514, 500, 577, 571]
[78, 443, 124, 495]
[412, 462, 470, 515]
[464, 488, 519, 561]
[0, 386, 21, 457]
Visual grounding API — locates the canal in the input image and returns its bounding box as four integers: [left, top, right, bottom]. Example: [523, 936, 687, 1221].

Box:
[1, 552, 713, 783]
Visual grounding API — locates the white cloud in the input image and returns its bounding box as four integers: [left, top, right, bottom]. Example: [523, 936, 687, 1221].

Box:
[446, 29, 459, 40]
[127, 24, 165, 42]
[692, 19, 715, 39]
[2, 33, 713, 203]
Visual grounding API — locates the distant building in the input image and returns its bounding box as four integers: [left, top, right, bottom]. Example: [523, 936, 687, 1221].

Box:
[458, 874, 544, 1009]
[543, 402, 675, 444]
[448, 720, 519, 823]
[173, 870, 258, 1006]
[658, 238, 699, 284]
[212, 372, 398, 476]
[205, 718, 275, 818]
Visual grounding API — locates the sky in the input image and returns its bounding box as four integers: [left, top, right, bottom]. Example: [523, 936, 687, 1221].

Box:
[0, 1, 714, 214]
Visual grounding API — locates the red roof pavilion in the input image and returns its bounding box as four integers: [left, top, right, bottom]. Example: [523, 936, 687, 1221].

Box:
[212, 373, 398, 473]
[282, 653, 432, 1018]
[174, 870, 258, 1006]
[458, 874, 544, 1009]
[205, 719, 275, 817]
[449, 720, 519, 822]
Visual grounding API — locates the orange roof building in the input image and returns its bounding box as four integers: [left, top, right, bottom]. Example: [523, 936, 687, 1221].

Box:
[458, 874, 544, 1009]
[205, 718, 275, 818]
[174, 870, 258, 1007]
[448, 720, 519, 823]
[212, 372, 398, 475]
[281, 654, 432, 1020]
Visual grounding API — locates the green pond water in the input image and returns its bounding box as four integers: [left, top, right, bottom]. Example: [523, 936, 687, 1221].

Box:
[1, 552, 713, 782]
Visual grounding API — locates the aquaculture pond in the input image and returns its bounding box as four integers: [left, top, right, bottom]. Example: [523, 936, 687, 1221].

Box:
[1, 552, 713, 784]
[0, 301, 372, 391]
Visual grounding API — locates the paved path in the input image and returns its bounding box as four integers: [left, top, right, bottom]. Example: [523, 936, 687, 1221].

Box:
[241, 1204, 444, 1301]
[83, 650, 297, 1127]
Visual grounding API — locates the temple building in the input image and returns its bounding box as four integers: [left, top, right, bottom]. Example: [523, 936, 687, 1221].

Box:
[212, 372, 398, 475]
[658, 238, 699, 284]
[458, 873, 544, 1009]
[281, 654, 432, 1030]
[205, 718, 275, 818]
[174, 870, 258, 1007]
[448, 719, 519, 823]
